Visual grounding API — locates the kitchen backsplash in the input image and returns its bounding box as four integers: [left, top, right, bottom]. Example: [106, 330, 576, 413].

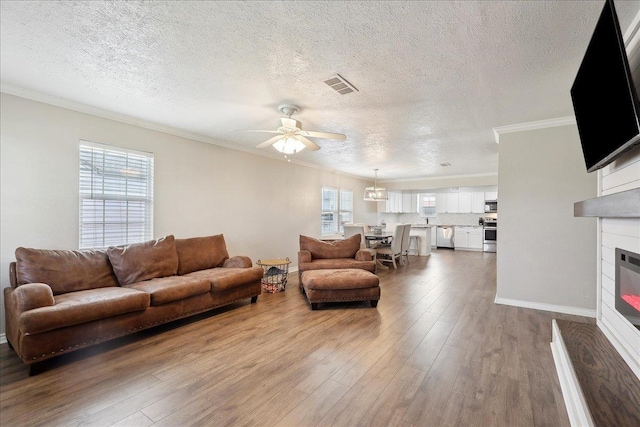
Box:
[378, 212, 497, 226]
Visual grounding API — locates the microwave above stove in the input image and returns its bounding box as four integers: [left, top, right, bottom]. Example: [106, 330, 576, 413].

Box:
[484, 201, 497, 213]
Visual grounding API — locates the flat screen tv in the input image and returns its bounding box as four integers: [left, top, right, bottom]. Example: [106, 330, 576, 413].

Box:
[571, 0, 640, 173]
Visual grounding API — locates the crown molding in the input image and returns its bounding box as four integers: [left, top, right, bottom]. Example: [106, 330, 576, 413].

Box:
[379, 171, 498, 184]
[493, 116, 576, 144]
[0, 84, 366, 181]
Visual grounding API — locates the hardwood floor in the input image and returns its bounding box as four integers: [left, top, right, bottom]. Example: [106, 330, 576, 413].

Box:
[0, 250, 593, 426]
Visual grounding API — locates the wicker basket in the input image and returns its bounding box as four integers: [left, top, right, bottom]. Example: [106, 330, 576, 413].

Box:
[257, 258, 291, 293]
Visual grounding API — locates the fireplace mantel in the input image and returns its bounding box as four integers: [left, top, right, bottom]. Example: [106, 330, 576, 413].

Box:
[574, 188, 640, 218]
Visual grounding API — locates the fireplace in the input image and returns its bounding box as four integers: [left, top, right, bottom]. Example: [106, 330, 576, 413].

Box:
[615, 248, 640, 331]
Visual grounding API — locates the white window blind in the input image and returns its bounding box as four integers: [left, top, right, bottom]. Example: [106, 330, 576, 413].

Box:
[79, 142, 154, 249]
[419, 193, 436, 217]
[321, 187, 353, 235]
[321, 187, 338, 235]
[339, 190, 353, 233]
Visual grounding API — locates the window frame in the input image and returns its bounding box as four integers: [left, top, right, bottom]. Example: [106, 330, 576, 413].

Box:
[79, 141, 154, 249]
[321, 187, 353, 235]
[419, 193, 437, 218]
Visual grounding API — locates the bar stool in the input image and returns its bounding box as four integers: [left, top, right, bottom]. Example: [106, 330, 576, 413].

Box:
[408, 235, 420, 256]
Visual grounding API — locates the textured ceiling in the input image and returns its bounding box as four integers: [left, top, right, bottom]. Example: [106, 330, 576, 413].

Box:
[2, 1, 640, 181]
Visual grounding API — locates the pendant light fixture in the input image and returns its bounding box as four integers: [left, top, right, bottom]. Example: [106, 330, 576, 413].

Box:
[363, 169, 388, 201]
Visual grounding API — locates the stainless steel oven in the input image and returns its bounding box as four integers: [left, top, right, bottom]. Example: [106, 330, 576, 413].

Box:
[483, 218, 497, 253]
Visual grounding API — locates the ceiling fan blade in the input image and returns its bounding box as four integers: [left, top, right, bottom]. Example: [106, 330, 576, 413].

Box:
[299, 130, 346, 141]
[244, 130, 283, 134]
[281, 117, 301, 130]
[297, 136, 321, 151]
[256, 135, 284, 149]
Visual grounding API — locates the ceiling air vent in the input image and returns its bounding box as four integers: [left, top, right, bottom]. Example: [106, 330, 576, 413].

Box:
[324, 74, 359, 95]
[440, 162, 451, 167]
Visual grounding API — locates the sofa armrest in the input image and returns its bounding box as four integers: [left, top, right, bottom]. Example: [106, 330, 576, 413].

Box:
[222, 256, 253, 268]
[355, 249, 375, 262]
[11, 283, 55, 312]
[298, 250, 311, 264]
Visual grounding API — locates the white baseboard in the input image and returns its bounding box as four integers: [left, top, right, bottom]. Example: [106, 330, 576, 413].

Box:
[494, 296, 597, 318]
[550, 319, 594, 427]
[0, 333, 6, 345]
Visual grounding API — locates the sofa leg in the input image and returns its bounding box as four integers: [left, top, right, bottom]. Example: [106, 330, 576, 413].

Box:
[29, 363, 45, 376]
[371, 300, 379, 308]
[251, 296, 258, 304]
[311, 303, 318, 310]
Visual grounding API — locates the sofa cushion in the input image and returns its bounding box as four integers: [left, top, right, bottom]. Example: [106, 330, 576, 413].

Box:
[107, 236, 179, 286]
[186, 267, 264, 292]
[299, 235, 361, 260]
[299, 258, 376, 274]
[302, 269, 380, 290]
[125, 276, 211, 306]
[15, 247, 119, 295]
[19, 287, 150, 335]
[175, 234, 229, 275]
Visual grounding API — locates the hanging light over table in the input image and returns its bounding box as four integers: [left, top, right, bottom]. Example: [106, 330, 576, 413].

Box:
[364, 168, 388, 201]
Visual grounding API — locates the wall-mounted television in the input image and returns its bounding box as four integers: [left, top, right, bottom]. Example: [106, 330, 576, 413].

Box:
[571, 0, 640, 173]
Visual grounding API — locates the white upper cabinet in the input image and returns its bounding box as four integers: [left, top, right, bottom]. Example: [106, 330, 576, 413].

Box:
[435, 193, 448, 213]
[402, 193, 417, 213]
[471, 192, 485, 213]
[485, 191, 498, 201]
[458, 193, 472, 213]
[446, 193, 459, 213]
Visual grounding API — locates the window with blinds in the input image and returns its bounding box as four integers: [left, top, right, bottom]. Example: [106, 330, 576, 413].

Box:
[339, 190, 353, 232]
[321, 187, 353, 235]
[419, 193, 436, 217]
[79, 142, 154, 249]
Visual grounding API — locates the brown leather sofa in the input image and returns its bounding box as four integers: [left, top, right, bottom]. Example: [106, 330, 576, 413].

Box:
[4, 234, 263, 370]
[297, 234, 376, 286]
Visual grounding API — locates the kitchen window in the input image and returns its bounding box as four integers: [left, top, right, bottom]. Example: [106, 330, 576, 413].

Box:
[419, 193, 436, 217]
[79, 141, 154, 249]
[321, 187, 353, 235]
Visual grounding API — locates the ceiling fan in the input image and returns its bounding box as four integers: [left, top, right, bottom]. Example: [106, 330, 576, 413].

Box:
[248, 104, 346, 155]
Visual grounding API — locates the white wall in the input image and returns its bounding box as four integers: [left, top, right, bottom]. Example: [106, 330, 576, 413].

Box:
[0, 93, 378, 334]
[496, 124, 597, 314]
[598, 147, 640, 378]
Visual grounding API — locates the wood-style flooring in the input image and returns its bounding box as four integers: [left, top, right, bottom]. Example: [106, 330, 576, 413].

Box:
[0, 250, 593, 426]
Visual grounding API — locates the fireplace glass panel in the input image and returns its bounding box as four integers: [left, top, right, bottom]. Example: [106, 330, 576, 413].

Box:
[615, 248, 640, 331]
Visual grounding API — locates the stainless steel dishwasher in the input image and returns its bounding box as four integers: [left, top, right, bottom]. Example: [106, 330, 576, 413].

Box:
[436, 226, 455, 248]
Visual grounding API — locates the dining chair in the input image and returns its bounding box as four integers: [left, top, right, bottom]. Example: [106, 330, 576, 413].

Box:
[375, 223, 404, 269]
[400, 224, 412, 265]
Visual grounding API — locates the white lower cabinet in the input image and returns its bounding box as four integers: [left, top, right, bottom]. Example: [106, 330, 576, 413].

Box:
[454, 226, 483, 251]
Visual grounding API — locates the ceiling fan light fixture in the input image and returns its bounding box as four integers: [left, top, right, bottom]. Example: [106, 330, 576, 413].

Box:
[363, 169, 388, 201]
[272, 136, 306, 154]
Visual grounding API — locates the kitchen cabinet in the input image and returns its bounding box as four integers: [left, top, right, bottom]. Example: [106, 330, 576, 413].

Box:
[458, 193, 472, 213]
[382, 192, 412, 213]
[435, 193, 448, 213]
[485, 191, 498, 201]
[446, 193, 459, 213]
[469, 230, 483, 249]
[437, 191, 487, 214]
[431, 228, 437, 247]
[454, 226, 483, 251]
[457, 192, 484, 213]
[471, 192, 485, 213]
[402, 193, 417, 213]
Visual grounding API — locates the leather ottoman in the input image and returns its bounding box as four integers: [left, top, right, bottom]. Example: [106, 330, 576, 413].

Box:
[300, 268, 380, 310]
